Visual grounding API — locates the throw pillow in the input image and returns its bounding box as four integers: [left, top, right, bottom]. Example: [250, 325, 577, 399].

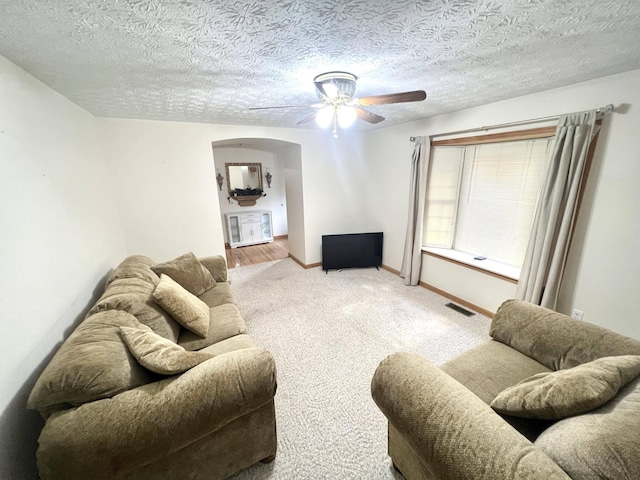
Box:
[119, 325, 214, 375]
[490, 355, 640, 420]
[152, 274, 210, 337]
[151, 252, 216, 296]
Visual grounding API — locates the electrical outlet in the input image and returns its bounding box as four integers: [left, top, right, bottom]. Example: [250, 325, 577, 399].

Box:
[571, 309, 584, 320]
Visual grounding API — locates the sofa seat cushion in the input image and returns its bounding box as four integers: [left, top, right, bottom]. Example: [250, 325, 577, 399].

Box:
[178, 304, 248, 351]
[28, 310, 153, 417]
[198, 281, 234, 308]
[200, 334, 257, 357]
[87, 276, 181, 342]
[535, 376, 640, 479]
[152, 252, 216, 296]
[441, 340, 552, 404]
[441, 339, 555, 442]
[491, 355, 640, 420]
[120, 325, 214, 375]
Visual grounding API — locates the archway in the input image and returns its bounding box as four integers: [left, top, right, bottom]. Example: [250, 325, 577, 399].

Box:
[211, 138, 304, 267]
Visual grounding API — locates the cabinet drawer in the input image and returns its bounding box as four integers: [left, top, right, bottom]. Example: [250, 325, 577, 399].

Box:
[240, 213, 260, 222]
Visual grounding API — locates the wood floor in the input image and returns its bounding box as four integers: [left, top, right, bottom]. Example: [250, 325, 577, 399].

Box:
[225, 237, 289, 268]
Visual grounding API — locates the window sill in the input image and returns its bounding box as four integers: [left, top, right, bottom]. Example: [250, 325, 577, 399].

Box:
[422, 247, 520, 283]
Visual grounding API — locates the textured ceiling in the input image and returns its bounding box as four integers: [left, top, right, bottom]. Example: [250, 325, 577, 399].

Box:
[1, 0, 640, 131]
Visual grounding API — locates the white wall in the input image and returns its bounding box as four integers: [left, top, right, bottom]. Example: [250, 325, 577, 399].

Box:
[365, 69, 640, 339]
[212, 146, 288, 241]
[270, 147, 292, 236]
[299, 130, 380, 262]
[99, 119, 379, 266]
[99, 119, 226, 262]
[0, 55, 126, 479]
[282, 144, 306, 263]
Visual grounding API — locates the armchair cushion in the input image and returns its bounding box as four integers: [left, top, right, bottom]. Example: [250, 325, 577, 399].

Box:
[491, 355, 640, 419]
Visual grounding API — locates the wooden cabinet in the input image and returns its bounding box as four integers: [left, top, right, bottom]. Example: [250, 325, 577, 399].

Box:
[225, 210, 274, 248]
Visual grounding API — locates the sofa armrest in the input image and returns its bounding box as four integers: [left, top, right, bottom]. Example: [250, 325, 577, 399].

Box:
[199, 255, 228, 282]
[38, 348, 276, 479]
[371, 352, 570, 480]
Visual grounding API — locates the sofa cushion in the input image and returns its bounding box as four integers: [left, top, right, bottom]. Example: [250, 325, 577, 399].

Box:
[152, 252, 216, 296]
[491, 355, 640, 420]
[153, 274, 210, 337]
[199, 334, 256, 356]
[28, 310, 153, 416]
[120, 325, 214, 375]
[104, 255, 159, 290]
[441, 340, 554, 441]
[198, 255, 229, 282]
[490, 299, 640, 370]
[441, 340, 552, 404]
[198, 281, 235, 308]
[179, 304, 248, 351]
[535, 376, 640, 479]
[87, 276, 181, 342]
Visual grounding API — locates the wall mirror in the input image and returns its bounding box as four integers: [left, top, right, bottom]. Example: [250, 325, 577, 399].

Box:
[225, 163, 263, 192]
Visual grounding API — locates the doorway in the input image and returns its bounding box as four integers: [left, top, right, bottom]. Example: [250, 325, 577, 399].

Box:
[225, 237, 289, 268]
[211, 138, 303, 268]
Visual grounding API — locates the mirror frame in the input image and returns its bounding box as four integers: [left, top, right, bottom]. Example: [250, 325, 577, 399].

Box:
[225, 162, 263, 192]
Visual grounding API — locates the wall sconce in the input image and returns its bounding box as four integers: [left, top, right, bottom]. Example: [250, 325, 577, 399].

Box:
[216, 169, 224, 191]
[265, 168, 272, 188]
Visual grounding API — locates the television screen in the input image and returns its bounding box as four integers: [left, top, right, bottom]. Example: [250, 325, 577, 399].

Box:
[322, 232, 383, 272]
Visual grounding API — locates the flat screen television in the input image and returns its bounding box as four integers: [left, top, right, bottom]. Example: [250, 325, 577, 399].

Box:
[322, 232, 383, 272]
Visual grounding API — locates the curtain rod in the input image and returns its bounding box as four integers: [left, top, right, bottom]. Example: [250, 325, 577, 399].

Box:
[409, 104, 614, 142]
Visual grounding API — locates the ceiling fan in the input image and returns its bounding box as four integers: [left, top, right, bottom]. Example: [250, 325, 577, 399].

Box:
[249, 71, 427, 137]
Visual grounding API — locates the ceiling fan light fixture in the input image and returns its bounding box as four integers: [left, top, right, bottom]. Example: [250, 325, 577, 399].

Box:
[251, 71, 426, 137]
[323, 83, 340, 99]
[316, 105, 335, 128]
[337, 106, 357, 128]
[314, 71, 357, 102]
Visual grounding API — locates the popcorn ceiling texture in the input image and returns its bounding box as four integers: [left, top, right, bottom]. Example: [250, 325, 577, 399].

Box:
[0, 0, 639, 129]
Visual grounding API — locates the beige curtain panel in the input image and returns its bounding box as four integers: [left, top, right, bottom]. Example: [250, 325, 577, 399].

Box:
[401, 136, 431, 286]
[517, 110, 598, 308]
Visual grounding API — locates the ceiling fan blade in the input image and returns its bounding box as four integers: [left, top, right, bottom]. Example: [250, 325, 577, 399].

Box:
[297, 112, 318, 125]
[356, 108, 385, 124]
[314, 81, 328, 99]
[357, 90, 427, 106]
[249, 104, 320, 111]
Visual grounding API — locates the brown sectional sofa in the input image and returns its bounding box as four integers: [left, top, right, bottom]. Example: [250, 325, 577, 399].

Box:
[372, 299, 640, 479]
[28, 254, 277, 480]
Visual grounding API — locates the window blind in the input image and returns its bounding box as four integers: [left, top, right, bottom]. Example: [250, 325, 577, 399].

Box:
[424, 138, 553, 268]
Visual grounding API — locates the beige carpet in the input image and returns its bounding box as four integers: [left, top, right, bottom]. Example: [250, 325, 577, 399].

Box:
[229, 258, 491, 479]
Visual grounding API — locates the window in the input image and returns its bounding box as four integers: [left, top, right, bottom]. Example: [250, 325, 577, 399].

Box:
[423, 132, 555, 277]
